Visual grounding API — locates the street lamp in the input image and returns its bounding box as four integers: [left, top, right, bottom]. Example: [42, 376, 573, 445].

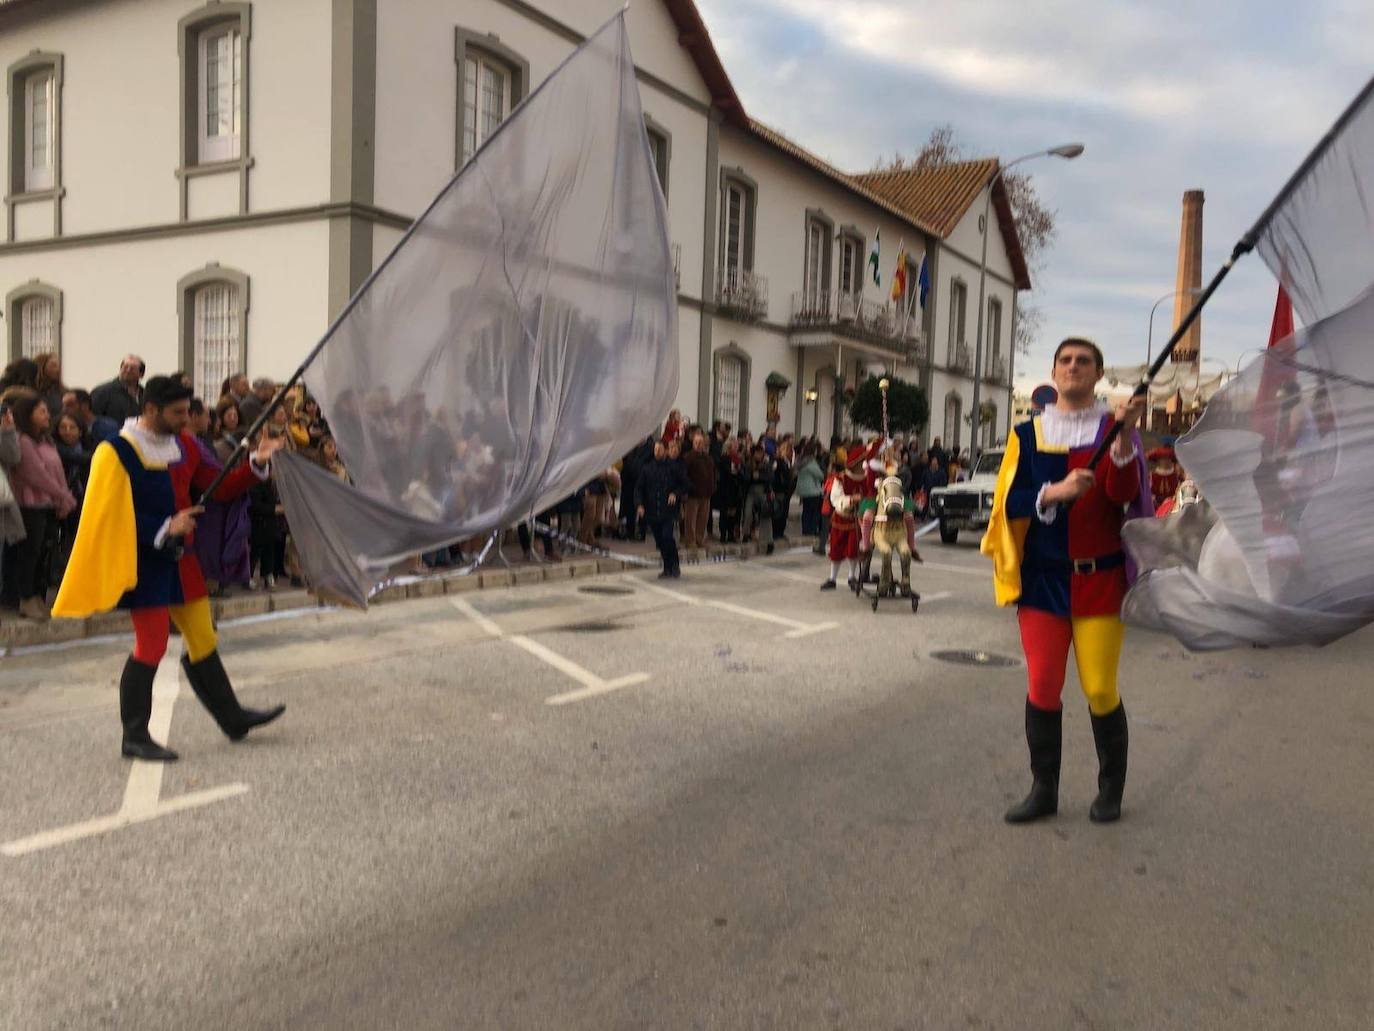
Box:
[969, 143, 1083, 453]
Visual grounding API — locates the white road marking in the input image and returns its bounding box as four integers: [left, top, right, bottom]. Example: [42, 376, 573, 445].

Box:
[120, 647, 182, 815]
[1, 784, 251, 857]
[634, 576, 837, 639]
[448, 596, 504, 638]
[921, 591, 953, 603]
[2, 642, 253, 858]
[447, 597, 651, 706]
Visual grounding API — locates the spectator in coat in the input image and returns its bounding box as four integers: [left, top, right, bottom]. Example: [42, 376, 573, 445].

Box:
[619, 434, 654, 541]
[683, 430, 717, 549]
[34, 353, 66, 425]
[795, 444, 825, 537]
[90, 354, 145, 424]
[62, 389, 120, 446]
[0, 407, 28, 602]
[6, 391, 77, 620]
[635, 440, 688, 578]
[770, 440, 796, 540]
[742, 444, 776, 553]
[716, 437, 744, 543]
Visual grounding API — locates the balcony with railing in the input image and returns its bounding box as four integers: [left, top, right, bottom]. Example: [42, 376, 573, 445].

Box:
[716, 269, 769, 321]
[947, 342, 972, 373]
[988, 355, 1008, 384]
[788, 290, 925, 358]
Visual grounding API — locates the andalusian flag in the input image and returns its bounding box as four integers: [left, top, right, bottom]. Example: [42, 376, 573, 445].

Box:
[868, 229, 880, 287]
[890, 239, 908, 303]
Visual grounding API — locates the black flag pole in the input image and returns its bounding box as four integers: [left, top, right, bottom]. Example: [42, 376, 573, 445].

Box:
[1087, 71, 1374, 470]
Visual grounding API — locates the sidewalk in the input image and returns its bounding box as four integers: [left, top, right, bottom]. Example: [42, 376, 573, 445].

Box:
[0, 525, 819, 652]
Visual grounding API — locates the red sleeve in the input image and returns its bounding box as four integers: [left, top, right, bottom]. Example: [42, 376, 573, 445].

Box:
[1098, 428, 1142, 506]
[185, 433, 262, 502]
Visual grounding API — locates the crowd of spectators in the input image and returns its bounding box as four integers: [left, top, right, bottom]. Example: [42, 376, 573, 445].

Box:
[0, 349, 986, 619]
[0, 355, 351, 622]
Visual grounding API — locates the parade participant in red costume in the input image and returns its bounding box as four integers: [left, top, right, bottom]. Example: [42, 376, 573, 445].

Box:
[53, 376, 287, 762]
[819, 443, 875, 590]
[983, 339, 1151, 824]
[1148, 446, 1181, 509]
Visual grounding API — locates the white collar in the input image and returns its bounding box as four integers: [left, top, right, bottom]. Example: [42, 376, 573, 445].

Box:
[1039, 402, 1108, 449]
[121, 417, 184, 466]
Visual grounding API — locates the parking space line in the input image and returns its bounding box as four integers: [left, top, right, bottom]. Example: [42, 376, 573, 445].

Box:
[2, 641, 257, 858]
[448, 597, 651, 705]
[634, 576, 837, 639]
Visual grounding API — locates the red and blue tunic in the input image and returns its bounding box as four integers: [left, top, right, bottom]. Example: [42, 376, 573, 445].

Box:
[110, 431, 262, 610]
[984, 410, 1151, 618]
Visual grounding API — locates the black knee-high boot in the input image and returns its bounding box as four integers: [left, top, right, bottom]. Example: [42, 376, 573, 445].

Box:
[120, 656, 179, 762]
[1089, 702, 1128, 823]
[181, 651, 285, 741]
[1005, 699, 1061, 823]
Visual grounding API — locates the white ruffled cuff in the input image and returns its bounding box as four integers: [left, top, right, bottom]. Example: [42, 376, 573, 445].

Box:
[1110, 440, 1138, 467]
[153, 517, 174, 549]
[1034, 483, 1058, 524]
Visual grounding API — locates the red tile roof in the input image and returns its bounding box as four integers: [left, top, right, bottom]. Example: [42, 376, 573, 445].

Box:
[854, 161, 1031, 289]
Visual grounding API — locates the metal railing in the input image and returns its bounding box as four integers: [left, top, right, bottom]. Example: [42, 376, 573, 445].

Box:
[948, 342, 972, 373]
[988, 355, 1008, 384]
[788, 290, 926, 356]
[716, 269, 769, 320]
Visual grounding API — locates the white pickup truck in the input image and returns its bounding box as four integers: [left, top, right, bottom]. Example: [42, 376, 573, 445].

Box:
[928, 448, 1005, 544]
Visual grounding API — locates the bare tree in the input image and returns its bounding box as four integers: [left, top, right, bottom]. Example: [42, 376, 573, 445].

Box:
[876, 125, 1057, 356]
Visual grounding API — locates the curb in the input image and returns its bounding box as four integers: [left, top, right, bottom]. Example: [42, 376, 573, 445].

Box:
[0, 539, 792, 652]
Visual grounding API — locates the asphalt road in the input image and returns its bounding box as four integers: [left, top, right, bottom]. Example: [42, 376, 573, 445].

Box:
[2, 541, 1371, 1029]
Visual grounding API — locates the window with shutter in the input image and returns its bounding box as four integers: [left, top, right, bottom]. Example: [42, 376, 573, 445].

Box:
[20, 296, 55, 359]
[193, 282, 241, 404]
[715, 354, 743, 428]
[462, 53, 512, 164]
[198, 24, 242, 163]
[24, 69, 55, 192]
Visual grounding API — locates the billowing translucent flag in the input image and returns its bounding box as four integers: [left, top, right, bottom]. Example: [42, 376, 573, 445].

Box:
[273, 14, 677, 607]
[1123, 76, 1374, 649]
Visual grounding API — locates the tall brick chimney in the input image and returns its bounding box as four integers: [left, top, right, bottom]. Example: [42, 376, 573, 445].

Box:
[1170, 189, 1204, 363]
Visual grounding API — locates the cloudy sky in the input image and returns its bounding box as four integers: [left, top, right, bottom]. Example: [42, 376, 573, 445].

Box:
[694, 0, 1373, 390]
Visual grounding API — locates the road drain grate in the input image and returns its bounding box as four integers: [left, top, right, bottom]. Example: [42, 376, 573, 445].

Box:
[576, 585, 635, 596]
[930, 649, 1020, 668]
[557, 621, 622, 633]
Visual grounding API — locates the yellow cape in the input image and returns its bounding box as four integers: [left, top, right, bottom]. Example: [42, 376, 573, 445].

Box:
[51, 442, 138, 619]
[979, 428, 1030, 606]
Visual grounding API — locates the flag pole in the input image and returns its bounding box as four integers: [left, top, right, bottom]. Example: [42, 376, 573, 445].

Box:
[1087, 72, 1374, 470]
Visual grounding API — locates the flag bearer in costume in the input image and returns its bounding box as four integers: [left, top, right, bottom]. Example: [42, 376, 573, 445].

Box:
[820, 439, 879, 590]
[982, 339, 1150, 823]
[53, 376, 287, 762]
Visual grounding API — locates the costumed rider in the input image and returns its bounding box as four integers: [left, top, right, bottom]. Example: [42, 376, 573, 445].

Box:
[982, 338, 1151, 824]
[858, 442, 917, 556]
[820, 439, 879, 590]
[53, 376, 288, 762]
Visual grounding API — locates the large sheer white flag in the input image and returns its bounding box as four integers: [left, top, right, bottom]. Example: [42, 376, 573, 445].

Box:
[273, 14, 678, 607]
[1123, 76, 1374, 650]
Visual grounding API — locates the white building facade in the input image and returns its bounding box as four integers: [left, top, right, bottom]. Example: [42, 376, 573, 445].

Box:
[0, 0, 1022, 448]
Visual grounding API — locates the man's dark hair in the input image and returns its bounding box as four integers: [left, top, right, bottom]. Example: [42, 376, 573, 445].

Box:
[70, 388, 93, 409]
[189, 398, 206, 416]
[142, 375, 194, 410]
[1053, 336, 1105, 370]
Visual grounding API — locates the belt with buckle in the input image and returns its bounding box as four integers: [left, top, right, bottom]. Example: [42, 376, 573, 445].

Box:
[1069, 552, 1125, 575]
